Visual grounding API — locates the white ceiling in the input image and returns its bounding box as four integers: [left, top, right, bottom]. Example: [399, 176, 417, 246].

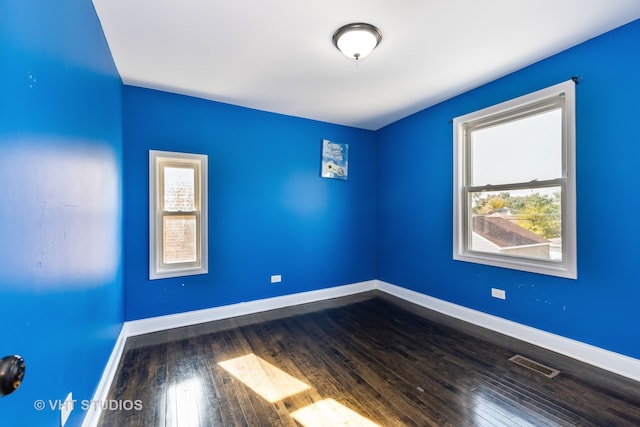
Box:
[92, 0, 640, 130]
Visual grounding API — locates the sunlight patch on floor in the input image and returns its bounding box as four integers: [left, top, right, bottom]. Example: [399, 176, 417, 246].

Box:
[218, 353, 380, 425]
[218, 353, 311, 402]
[291, 398, 380, 427]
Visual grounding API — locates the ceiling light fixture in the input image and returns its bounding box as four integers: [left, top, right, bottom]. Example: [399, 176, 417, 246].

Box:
[332, 23, 382, 61]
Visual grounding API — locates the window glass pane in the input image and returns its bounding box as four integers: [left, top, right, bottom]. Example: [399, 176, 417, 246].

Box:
[469, 187, 561, 261]
[163, 215, 197, 264]
[164, 166, 195, 211]
[470, 109, 562, 186]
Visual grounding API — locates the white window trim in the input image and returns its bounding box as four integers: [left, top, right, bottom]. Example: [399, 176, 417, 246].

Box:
[453, 80, 577, 279]
[149, 150, 208, 280]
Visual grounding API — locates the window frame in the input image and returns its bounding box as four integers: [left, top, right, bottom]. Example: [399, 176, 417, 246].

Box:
[453, 80, 577, 279]
[149, 150, 208, 280]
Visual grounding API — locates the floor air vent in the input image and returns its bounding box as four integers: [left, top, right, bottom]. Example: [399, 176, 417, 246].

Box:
[509, 354, 560, 378]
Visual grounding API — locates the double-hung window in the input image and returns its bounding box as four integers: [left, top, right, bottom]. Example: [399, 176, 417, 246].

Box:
[453, 80, 576, 279]
[149, 150, 208, 280]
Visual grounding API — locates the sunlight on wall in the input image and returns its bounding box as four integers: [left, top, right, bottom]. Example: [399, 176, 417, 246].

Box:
[218, 353, 380, 426]
[218, 353, 310, 402]
[0, 137, 120, 289]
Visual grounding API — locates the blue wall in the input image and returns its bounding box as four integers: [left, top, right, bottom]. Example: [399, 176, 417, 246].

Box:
[0, 1, 123, 426]
[1, 5, 637, 425]
[377, 20, 640, 359]
[123, 87, 377, 320]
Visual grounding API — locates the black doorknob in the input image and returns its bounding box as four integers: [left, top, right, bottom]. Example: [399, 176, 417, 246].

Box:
[0, 355, 25, 397]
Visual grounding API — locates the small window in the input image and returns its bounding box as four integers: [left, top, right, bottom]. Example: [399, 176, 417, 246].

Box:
[453, 81, 576, 279]
[149, 150, 208, 280]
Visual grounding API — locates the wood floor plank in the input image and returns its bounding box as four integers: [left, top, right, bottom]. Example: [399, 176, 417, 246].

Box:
[308, 304, 474, 424]
[260, 316, 407, 426]
[151, 344, 167, 427]
[99, 294, 640, 426]
[239, 321, 324, 422]
[285, 309, 458, 426]
[192, 333, 226, 426]
[219, 325, 295, 427]
[208, 328, 255, 426]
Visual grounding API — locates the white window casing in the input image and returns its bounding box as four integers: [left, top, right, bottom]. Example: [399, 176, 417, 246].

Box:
[453, 80, 577, 279]
[149, 150, 208, 280]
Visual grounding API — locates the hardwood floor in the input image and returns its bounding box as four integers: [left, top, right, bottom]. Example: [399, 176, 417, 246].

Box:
[99, 292, 640, 426]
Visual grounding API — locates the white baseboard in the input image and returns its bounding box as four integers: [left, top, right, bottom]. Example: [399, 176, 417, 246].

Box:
[82, 326, 128, 427]
[124, 280, 377, 337]
[84, 277, 639, 426]
[375, 280, 640, 382]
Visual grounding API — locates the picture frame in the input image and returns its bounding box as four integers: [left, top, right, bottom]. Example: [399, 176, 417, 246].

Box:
[321, 139, 348, 180]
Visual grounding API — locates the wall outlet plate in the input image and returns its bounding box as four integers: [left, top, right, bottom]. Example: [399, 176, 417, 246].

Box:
[491, 288, 506, 300]
[271, 275, 282, 283]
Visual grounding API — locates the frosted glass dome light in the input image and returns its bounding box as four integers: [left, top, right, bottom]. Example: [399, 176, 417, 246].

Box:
[332, 23, 382, 61]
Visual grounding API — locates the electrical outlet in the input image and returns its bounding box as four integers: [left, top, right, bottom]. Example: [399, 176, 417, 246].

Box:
[491, 288, 506, 300]
[271, 274, 282, 283]
[60, 392, 74, 427]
